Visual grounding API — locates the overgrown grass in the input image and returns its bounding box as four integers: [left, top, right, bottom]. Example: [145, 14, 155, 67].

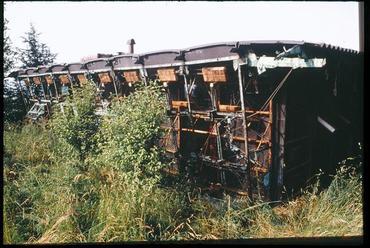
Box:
[3, 82, 363, 244]
[3, 123, 78, 243]
[246, 163, 363, 238]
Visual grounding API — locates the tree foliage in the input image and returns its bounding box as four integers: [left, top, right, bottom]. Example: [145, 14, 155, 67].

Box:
[3, 79, 28, 123]
[18, 23, 57, 68]
[4, 17, 18, 76]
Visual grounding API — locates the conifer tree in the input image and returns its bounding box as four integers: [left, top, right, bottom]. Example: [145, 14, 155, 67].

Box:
[18, 23, 57, 68]
[4, 17, 17, 76]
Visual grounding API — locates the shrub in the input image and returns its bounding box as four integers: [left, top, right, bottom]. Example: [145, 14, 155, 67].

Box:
[50, 82, 100, 163]
[88, 82, 181, 241]
[93, 82, 167, 184]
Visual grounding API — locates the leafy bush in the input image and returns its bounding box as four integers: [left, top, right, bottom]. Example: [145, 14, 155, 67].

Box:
[51, 82, 100, 163]
[88, 82, 185, 241]
[93, 82, 167, 184]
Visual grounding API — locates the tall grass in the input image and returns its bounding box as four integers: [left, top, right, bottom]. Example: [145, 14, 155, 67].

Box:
[4, 123, 77, 243]
[245, 161, 363, 238]
[3, 82, 363, 243]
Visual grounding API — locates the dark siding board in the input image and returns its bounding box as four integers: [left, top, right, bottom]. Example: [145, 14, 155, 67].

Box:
[282, 69, 317, 194]
[270, 87, 287, 201]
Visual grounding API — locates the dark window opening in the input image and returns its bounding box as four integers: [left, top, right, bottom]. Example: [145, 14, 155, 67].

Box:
[189, 81, 213, 111]
[168, 83, 186, 102]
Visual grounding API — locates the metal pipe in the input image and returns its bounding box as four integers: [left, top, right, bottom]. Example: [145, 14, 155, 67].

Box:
[215, 122, 223, 161]
[237, 62, 249, 161]
[127, 38, 135, 54]
[180, 128, 269, 143]
[140, 67, 148, 86]
[108, 64, 119, 97]
[182, 67, 195, 126]
[52, 74, 60, 102]
[209, 83, 217, 111]
[237, 62, 252, 199]
[246, 110, 270, 115]
[67, 73, 74, 94]
[183, 73, 192, 114]
[163, 83, 171, 111]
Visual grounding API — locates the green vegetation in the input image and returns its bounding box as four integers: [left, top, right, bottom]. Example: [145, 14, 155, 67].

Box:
[3, 82, 363, 244]
[4, 3, 18, 76]
[18, 23, 57, 69]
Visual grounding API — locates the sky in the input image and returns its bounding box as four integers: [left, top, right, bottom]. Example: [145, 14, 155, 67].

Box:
[4, 1, 361, 66]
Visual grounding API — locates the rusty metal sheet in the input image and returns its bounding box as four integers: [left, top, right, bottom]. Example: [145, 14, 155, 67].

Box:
[172, 100, 188, 108]
[77, 74, 88, 85]
[59, 74, 70, 85]
[45, 75, 53, 85]
[218, 104, 240, 112]
[157, 68, 177, 82]
[98, 72, 112, 84]
[123, 70, 140, 83]
[202, 67, 227, 82]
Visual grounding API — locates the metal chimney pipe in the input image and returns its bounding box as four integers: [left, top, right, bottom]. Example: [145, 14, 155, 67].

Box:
[127, 39, 136, 54]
